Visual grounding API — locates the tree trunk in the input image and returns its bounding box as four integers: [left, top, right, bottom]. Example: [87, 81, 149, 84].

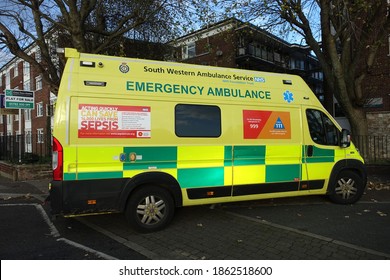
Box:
[344, 106, 368, 137]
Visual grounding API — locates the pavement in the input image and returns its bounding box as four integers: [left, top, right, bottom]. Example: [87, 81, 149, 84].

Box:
[0, 166, 389, 260]
[0, 177, 117, 259]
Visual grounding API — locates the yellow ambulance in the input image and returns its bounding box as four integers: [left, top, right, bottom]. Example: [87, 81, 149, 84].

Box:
[49, 48, 366, 232]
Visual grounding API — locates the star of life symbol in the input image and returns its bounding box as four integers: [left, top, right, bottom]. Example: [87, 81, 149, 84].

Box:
[283, 90, 294, 103]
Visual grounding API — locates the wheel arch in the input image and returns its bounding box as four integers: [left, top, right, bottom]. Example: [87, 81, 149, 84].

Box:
[118, 171, 182, 212]
[327, 159, 367, 195]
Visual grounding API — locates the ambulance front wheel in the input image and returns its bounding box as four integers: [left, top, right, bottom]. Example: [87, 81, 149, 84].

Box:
[125, 185, 175, 233]
[328, 170, 365, 204]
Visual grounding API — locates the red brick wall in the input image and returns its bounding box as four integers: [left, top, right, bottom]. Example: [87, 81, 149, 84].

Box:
[362, 36, 390, 113]
[179, 30, 238, 68]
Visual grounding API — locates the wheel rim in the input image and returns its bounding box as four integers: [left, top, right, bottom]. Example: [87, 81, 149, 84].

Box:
[335, 177, 358, 200]
[136, 195, 166, 225]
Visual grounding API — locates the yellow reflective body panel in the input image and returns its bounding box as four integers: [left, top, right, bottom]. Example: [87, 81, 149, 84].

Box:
[52, 49, 365, 211]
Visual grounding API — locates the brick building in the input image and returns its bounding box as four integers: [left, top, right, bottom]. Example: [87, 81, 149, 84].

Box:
[170, 18, 324, 104]
[0, 44, 55, 160]
[360, 33, 390, 136]
[1, 17, 388, 155]
[171, 18, 390, 135]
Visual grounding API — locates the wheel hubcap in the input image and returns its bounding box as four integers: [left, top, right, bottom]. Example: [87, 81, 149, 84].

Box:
[335, 178, 358, 200]
[136, 195, 166, 225]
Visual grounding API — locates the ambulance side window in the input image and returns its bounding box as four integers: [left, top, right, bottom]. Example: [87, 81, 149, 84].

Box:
[306, 109, 338, 146]
[175, 104, 221, 137]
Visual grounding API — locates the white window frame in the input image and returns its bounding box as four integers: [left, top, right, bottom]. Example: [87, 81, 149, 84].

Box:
[14, 61, 18, 77]
[35, 75, 42, 90]
[37, 128, 44, 143]
[24, 109, 31, 121]
[36, 102, 44, 117]
[6, 70, 10, 88]
[7, 115, 12, 124]
[25, 130, 32, 145]
[182, 42, 196, 59]
[35, 48, 41, 63]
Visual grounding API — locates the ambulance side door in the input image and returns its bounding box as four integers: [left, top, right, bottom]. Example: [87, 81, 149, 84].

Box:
[303, 108, 342, 191]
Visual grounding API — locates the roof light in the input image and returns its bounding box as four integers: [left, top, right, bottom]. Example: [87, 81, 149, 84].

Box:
[283, 80, 292, 85]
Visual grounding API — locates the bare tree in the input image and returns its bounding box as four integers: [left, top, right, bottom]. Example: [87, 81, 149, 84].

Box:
[0, 0, 189, 93]
[220, 0, 389, 136]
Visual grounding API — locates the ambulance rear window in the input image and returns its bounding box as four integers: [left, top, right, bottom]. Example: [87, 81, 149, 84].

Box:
[175, 104, 221, 137]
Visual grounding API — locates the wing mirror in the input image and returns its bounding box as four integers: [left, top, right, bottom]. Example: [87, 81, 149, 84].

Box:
[340, 129, 351, 148]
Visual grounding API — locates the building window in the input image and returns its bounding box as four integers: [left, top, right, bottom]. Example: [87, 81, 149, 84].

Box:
[23, 80, 30, 91]
[291, 59, 305, 70]
[46, 103, 54, 116]
[35, 48, 41, 63]
[36, 102, 44, 117]
[23, 61, 30, 81]
[175, 104, 221, 137]
[25, 130, 32, 145]
[6, 70, 10, 88]
[35, 75, 42, 90]
[15, 61, 19, 77]
[24, 109, 31, 121]
[274, 52, 281, 62]
[16, 131, 21, 143]
[182, 42, 196, 59]
[37, 128, 44, 143]
[7, 115, 12, 124]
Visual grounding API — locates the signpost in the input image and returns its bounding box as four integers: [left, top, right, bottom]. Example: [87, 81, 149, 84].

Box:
[2, 89, 35, 163]
[4, 89, 34, 109]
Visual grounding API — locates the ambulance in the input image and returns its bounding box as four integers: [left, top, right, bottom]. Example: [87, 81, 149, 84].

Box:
[49, 48, 366, 232]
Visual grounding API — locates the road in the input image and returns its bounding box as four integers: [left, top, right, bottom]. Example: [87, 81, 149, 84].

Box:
[0, 175, 389, 260]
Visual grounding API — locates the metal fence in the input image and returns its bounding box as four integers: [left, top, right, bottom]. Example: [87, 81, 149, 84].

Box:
[353, 135, 390, 164]
[0, 134, 51, 164]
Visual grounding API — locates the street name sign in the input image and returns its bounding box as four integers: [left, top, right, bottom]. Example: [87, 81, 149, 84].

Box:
[5, 89, 35, 109]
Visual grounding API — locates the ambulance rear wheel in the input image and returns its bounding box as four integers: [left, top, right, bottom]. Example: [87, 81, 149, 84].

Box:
[328, 170, 364, 204]
[125, 185, 174, 232]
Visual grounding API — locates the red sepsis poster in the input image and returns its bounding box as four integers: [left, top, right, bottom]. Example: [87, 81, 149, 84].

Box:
[78, 104, 151, 138]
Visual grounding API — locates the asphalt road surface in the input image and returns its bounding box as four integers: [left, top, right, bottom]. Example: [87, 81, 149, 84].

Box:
[1, 174, 389, 260]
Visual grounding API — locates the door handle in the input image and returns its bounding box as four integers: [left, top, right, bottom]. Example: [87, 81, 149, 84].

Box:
[307, 145, 313, 157]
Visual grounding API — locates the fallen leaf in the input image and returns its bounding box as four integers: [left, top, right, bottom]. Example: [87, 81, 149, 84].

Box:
[376, 211, 388, 217]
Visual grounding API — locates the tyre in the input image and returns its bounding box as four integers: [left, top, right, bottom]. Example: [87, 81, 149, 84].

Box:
[328, 170, 365, 204]
[125, 185, 175, 232]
